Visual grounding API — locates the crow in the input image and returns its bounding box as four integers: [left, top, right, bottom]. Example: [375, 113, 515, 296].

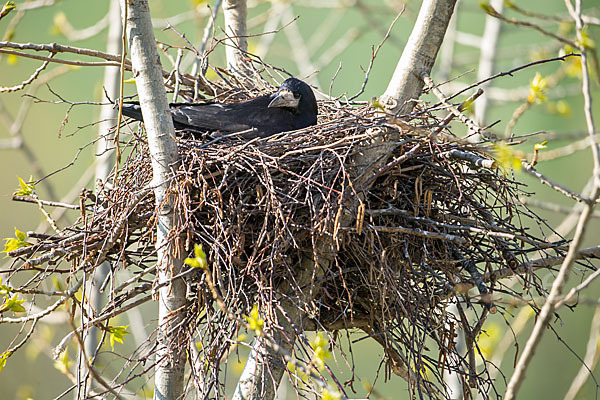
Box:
[121, 78, 318, 138]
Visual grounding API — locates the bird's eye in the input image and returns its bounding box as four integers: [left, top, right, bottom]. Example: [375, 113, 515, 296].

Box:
[294, 92, 300, 99]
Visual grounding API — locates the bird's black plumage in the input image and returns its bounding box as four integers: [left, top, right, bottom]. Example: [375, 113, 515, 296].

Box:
[121, 78, 317, 138]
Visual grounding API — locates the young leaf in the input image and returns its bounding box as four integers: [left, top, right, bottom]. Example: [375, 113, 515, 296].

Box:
[0, 2, 17, 20]
[310, 332, 332, 370]
[0, 350, 12, 373]
[527, 72, 548, 104]
[243, 304, 264, 335]
[0, 278, 11, 295]
[534, 141, 548, 151]
[184, 243, 208, 269]
[107, 325, 130, 350]
[3, 227, 32, 254]
[14, 176, 35, 196]
[493, 142, 523, 172]
[322, 388, 341, 400]
[0, 293, 25, 313]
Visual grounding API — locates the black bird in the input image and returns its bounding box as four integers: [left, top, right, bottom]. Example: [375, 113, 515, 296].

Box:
[121, 78, 317, 138]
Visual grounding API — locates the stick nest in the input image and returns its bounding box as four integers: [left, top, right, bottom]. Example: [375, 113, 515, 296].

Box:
[11, 83, 568, 398]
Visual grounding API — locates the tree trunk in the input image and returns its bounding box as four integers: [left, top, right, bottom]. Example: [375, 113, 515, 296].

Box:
[223, 0, 251, 76]
[120, 1, 186, 399]
[84, 0, 122, 369]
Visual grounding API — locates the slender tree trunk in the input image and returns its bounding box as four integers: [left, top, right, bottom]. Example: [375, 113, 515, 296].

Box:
[84, 0, 122, 368]
[380, 0, 457, 115]
[95, 0, 122, 184]
[233, 258, 316, 400]
[120, 1, 186, 399]
[474, 0, 503, 126]
[223, 0, 251, 76]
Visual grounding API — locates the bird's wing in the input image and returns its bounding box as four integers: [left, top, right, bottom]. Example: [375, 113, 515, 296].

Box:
[169, 103, 250, 133]
[170, 95, 281, 135]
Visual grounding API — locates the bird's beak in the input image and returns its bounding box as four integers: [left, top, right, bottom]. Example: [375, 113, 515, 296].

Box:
[268, 89, 299, 109]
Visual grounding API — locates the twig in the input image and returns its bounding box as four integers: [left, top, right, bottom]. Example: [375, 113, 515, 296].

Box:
[520, 197, 600, 218]
[441, 149, 496, 169]
[432, 88, 484, 136]
[363, 225, 469, 245]
[444, 53, 580, 103]
[0, 49, 121, 67]
[347, 8, 403, 102]
[12, 195, 80, 209]
[528, 133, 600, 162]
[505, 186, 600, 399]
[0, 58, 52, 93]
[0, 277, 83, 324]
[557, 268, 600, 308]
[482, 4, 576, 47]
[521, 163, 590, 203]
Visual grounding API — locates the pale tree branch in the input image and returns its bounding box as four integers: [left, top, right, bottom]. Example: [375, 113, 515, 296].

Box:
[379, 0, 457, 115]
[474, 0, 503, 127]
[355, 0, 457, 189]
[563, 301, 600, 400]
[83, 0, 122, 375]
[504, 0, 600, 398]
[223, 0, 251, 76]
[119, 1, 186, 400]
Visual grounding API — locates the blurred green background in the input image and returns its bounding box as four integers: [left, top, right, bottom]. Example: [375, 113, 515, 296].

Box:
[0, 0, 599, 399]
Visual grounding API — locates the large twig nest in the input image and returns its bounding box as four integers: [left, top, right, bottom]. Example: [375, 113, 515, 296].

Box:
[12, 86, 569, 397]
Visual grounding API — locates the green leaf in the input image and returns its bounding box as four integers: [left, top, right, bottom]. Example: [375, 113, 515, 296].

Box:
[0, 350, 12, 373]
[244, 304, 264, 335]
[0, 278, 11, 295]
[107, 325, 130, 350]
[370, 98, 385, 111]
[184, 243, 208, 269]
[3, 227, 31, 254]
[322, 388, 341, 400]
[528, 72, 548, 104]
[493, 142, 523, 172]
[310, 332, 332, 370]
[0, 294, 25, 313]
[479, 2, 499, 16]
[14, 176, 35, 196]
[0, 2, 17, 19]
[578, 27, 596, 50]
[15, 227, 25, 242]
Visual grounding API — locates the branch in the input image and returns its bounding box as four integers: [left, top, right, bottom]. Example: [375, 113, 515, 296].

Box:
[563, 299, 600, 400]
[120, 1, 186, 399]
[380, 0, 458, 115]
[223, 0, 250, 76]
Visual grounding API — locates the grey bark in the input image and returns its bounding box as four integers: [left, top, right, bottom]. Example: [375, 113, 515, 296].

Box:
[119, 1, 186, 399]
[223, 0, 251, 76]
[380, 0, 457, 116]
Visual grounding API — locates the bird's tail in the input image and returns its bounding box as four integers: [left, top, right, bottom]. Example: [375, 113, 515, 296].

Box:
[120, 102, 144, 122]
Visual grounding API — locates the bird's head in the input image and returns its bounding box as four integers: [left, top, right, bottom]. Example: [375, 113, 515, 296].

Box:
[267, 78, 317, 117]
